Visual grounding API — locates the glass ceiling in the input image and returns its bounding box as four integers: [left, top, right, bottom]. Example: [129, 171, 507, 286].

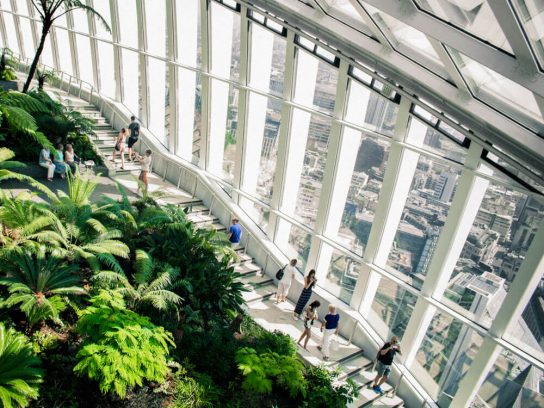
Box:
[297, 0, 544, 155]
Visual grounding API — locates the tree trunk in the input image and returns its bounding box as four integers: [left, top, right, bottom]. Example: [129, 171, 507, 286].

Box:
[22, 21, 51, 93]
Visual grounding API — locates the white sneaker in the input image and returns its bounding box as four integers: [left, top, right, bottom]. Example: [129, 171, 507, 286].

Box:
[293, 315, 298, 321]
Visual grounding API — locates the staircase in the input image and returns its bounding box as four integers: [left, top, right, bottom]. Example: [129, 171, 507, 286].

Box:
[46, 87, 405, 408]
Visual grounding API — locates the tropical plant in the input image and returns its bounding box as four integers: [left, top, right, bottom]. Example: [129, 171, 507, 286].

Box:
[35, 69, 56, 90]
[0, 48, 17, 81]
[0, 90, 51, 147]
[0, 323, 44, 407]
[171, 369, 220, 408]
[301, 366, 359, 408]
[0, 247, 86, 328]
[74, 290, 175, 398]
[92, 249, 183, 313]
[235, 347, 306, 397]
[23, 1, 110, 93]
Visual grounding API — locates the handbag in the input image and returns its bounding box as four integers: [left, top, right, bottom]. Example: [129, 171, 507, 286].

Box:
[275, 264, 287, 280]
[330, 335, 340, 352]
[114, 142, 120, 151]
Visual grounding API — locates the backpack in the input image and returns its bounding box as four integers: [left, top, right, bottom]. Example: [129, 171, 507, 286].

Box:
[275, 264, 287, 280]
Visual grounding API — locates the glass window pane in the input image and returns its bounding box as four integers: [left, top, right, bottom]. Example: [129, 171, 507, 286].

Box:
[472, 347, 544, 407]
[221, 84, 239, 184]
[18, 17, 35, 59]
[97, 40, 115, 99]
[413, 0, 513, 53]
[411, 311, 484, 401]
[117, 0, 138, 49]
[176, 0, 200, 67]
[254, 96, 282, 204]
[3, 12, 19, 51]
[335, 132, 392, 256]
[55, 28, 73, 75]
[92, 0, 112, 40]
[370, 276, 417, 341]
[321, 245, 359, 304]
[75, 34, 94, 85]
[121, 48, 139, 116]
[36, 23, 55, 68]
[245, 201, 271, 234]
[293, 113, 331, 229]
[513, 0, 544, 68]
[71, 9, 89, 34]
[454, 50, 543, 124]
[414, 117, 467, 163]
[281, 224, 312, 272]
[446, 183, 544, 327]
[144, 0, 165, 57]
[175, 67, 198, 159]
[192, 73, 203, 165]
[210, 2, 240, 81]
[147, 57, 166, 144]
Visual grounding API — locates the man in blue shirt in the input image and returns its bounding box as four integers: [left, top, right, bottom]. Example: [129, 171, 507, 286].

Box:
[227, 218, 242, 247]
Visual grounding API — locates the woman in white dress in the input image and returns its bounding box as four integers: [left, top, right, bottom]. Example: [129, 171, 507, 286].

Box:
[275, 259, 297, 304]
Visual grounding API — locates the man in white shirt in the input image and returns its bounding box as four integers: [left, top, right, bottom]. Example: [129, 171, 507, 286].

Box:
[275, 259, 298, 303]
[136, 149, 152, 194]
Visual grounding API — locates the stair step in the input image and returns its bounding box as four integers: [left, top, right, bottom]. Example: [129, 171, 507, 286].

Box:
[187, 204, 210, 214]
[187, 213, 219, 224]
[242, 282, 276, 304]
[241, 273, 273, 288]
[336, 352, 373, 379]
[195, 221, 226, 232]
[234, 261, 262, 276]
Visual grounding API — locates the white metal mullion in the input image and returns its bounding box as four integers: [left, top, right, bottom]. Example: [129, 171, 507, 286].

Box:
[65, 11, 79, 79]
[353, 96, 413, 314]
[26, 0, 38, 56]
[136, 0, 148, 123]
[199, 0, 211, 170]
[49, 26, 61, 71]
[232, 5, 250, 199]
[450, 221, 544, 407]
[110, 0, 122, 101]
[428, 38, 470, 94]
[398, 143, 489, 369]
[488, 0, 539, 74]
[166, 0, 177, 153]
[306, 59, 350, 281]
[9, 0, 25, 58]
[0, 9, 7, 49]
[87, 0, 100, 91]
[268, 30, 296, 240]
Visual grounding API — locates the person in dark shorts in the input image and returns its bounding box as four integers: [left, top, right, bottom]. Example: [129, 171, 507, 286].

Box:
[127, 116, 140, 161]
[372, 336, 402, 394]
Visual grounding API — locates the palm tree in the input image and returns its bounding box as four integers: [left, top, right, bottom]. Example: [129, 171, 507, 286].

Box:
[23, 1, 110, 93]
[93, 249, 183, 313]
[0, 247, 86, 328]
[0, 323, 43, 407]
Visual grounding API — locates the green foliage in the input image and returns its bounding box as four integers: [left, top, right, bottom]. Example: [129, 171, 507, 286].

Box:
[301, 366, 358, 408]
[0, 323, 43, 408]
[0, 248, 86, 328]
[235, 347, 306, 398]
[171, 369, 220, 408]
[240, 318, 297, 357]
[31, 330, 60, 354]
[74, 290, 175, 398]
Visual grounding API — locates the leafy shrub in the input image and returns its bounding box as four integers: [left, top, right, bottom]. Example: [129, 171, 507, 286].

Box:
[301, 366, 358, 408]
[171, 369, 220, 408]
[0, 323, 43, 407]
[235, 347, 306, 397]
[74, 290, 175, 398]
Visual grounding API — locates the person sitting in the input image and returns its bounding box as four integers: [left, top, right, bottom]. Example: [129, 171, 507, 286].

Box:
[64, 143, 80, 174]
[39, 145, 56, 182]
[53, 143, 67, 179]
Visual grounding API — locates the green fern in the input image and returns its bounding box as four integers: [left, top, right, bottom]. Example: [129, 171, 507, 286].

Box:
[0, 323, 43, 408]
[74, 290, 174, 398]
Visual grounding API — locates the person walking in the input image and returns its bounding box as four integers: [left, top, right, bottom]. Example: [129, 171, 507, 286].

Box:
[318, 304, 340, 361]
[227, 218, 242, 248]
[135, 149, 152, 194]
[275, 259, 297, 304]
[372, 336, 402, 395]
[39, 145, 56, 182]
[297, 300, 320, 350]
[112, 128, 127, 169]
[293, 269, 317, 320]
[127, 116, 140, 161]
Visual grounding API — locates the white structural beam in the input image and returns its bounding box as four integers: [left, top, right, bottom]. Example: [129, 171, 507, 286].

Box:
[109, 0, 122, 102]
[450, 221, 544, 407]
[135, 0, 148, 124]
[428, 37, 470, 95]
[347, 0, 393, 49]
[87, 0, 100, 91]
[198, 0, 211, 170]
[166, 0, 177, 153]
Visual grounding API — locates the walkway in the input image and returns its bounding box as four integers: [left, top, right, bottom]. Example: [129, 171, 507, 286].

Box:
[42, 86, 405, 408]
